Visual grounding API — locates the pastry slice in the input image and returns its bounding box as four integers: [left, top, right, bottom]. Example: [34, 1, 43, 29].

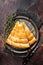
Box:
[5, 21, 37, 48]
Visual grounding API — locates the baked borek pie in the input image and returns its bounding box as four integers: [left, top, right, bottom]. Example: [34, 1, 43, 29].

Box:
[6, 21, 37, 48]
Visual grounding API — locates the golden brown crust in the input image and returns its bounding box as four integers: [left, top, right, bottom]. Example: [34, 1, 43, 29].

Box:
[8, 34, 28, 43]
[29, 37, 37, 45]
[28, 33, 34, 40]
[6, 39, 30, 48]
[5, 21, 37, 48]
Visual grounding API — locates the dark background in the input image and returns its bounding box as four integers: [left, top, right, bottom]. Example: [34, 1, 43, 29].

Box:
[0, 0, 43, 65]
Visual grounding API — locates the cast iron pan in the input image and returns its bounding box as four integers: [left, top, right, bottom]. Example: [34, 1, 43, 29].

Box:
[2, 9, 42, 58]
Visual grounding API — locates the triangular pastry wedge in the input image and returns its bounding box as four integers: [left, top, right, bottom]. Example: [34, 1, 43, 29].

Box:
[6, 21, 37, 48]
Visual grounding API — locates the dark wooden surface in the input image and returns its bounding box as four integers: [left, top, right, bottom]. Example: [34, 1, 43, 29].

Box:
[0, 0, 43, 65]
